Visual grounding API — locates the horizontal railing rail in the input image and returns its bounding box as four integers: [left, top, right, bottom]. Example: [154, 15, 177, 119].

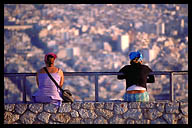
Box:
[4, 71, 188, 103]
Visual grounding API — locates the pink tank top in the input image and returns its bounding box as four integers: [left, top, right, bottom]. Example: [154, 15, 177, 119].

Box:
[32, 70, 63, 102]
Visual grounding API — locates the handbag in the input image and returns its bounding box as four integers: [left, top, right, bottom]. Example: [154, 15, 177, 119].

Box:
[43, 67, 74, 103]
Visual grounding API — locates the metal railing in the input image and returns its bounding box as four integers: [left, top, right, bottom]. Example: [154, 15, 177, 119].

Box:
[4, 71, 188, 103]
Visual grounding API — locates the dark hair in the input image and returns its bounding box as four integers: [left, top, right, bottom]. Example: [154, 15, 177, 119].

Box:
[130, 57, 141, 65]
[46, 55, 54, 66]
[130, 60, 135, 65]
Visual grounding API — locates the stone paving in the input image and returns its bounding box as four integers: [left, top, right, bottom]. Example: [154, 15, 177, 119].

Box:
[4, 101, 188, 124]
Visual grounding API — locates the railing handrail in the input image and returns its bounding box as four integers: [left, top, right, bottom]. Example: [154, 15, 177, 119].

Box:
[3, 71, 189, 76]
[4, 71, 188, 103]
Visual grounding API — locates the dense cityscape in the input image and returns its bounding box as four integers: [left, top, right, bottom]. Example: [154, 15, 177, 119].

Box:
[4, 4, 188, 103]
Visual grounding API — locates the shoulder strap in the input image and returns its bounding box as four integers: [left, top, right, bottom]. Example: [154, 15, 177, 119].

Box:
[57, 68, 61, 73]
[43, 67, 62, 90]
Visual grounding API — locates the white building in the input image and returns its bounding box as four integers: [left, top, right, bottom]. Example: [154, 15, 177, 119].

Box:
[103, 42, 112, 52]
[47, 40, 56, 47]
[149, 45, 160, 62]
[117, 34, 130, 52]
[141, 46, 160, 62]
[180, 18, 185, 33]
[57, 48, 73, 59]
[57, 47, 80, 59]
[156, 20, 165, 35]
[73, 47, 81, 56]
[63, 32, 70, 41]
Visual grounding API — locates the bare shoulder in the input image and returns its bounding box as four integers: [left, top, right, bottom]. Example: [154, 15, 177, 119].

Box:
[38, 68, 45, 73]
[38, 68, 44, 73]
[58, 68, 64, 75]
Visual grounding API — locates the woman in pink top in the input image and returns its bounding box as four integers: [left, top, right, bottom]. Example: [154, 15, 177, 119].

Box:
[32, 53, 64, 106]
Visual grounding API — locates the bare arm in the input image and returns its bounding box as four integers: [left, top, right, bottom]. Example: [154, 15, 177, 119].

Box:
[36, 72, 39, 87]
[59, 69, 64, 88]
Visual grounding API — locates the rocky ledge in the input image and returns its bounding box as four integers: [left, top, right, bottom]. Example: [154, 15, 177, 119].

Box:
[4, 101, 188, 124]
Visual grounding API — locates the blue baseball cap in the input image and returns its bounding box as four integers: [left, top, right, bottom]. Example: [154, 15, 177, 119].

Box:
[129, 51, 143, 61]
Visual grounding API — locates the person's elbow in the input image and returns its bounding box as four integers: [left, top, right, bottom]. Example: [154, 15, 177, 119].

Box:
[151, 76, 155, 83]
[147, 75, 155, 83]
[117, 75, 122, 79]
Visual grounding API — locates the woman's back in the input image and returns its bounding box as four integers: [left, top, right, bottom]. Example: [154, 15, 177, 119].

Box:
[32, 53, 64, 106]
[117, 51, 155, 102]
[33, 67, 63, 104]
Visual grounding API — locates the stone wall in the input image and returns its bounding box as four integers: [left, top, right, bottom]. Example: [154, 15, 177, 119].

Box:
[4, 101, 188, 124]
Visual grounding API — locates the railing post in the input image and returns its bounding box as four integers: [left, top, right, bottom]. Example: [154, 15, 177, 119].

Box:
[21, 76, 27, 103]
[95, 75, 99, 102]
[170, 72, 174, 102]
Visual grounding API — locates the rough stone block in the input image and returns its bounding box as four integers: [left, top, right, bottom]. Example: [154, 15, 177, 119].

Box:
[150, 117, 167, 124]
[29, 103, 43, 114]
[69, 118, 82, 124]
[114, 102, 128, 114]
[79, 109, 89, 118]
[59, 103, 71, 113]
[165, 102, 179, 114]
[105, 102, 114, 110]
[48, 121, 62, 124]
[95, 102, 104, 109]
[123, 109, 142, 120]
[71, 110, 79, 118]
[135, 119, 150, 124]
[4, 112, 19, 124]
[44, 103, 58, 113]
[109, 115, 125, 124]
[143, 109, 163, 120]
[4, 104, 15, 112]
[140, 102, 155, 109]
[51, 113, 70, 123]
[177, 117, 188, 124]
[94, 116, 108, 124]
[37, 112, 51, 123]
[126, 119, 135, 124]
[82, 102, 95, 109]
[20, 111, 36, 124]
[71, 102, 81, 110]
[163, 114, 177, 124]
[155, 102, 165, 112]
[15, 104, 28, 114]
[128, 102, 140, 109]
[81, 118, 93, 124]
[79, 109, 97, 119]
[95, 108, 113, 119]
[180, 102, 188, 116]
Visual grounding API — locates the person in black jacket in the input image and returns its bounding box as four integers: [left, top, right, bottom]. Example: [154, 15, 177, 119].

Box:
[117, 51, 155, 102]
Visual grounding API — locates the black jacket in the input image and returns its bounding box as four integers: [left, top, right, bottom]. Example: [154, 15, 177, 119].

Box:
[117, 63, 155, 90]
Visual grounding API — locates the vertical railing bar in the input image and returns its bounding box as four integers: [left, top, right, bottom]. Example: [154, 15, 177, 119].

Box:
[95, 74, 99, 102]
[22, 76, 27, 103]
[172, 72, 175, 101]
[17, 76, 22, 103]
[170, 72, 174, 102]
